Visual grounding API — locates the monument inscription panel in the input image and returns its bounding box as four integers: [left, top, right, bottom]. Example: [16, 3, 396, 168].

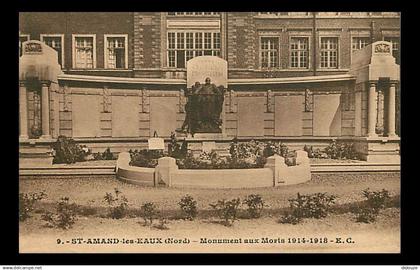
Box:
[187, 56, 228, 88]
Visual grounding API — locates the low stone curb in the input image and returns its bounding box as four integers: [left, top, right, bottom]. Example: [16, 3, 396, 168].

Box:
[19, 163, 400, 176]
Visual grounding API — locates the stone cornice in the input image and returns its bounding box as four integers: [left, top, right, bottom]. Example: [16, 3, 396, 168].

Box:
[58, 73, 355, 85]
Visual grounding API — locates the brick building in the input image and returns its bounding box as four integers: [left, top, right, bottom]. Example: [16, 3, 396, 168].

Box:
[18, 12, 401, 164]
[20, 12, 400, 77]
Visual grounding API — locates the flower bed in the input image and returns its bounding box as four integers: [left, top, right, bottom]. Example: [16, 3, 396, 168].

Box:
[129, 140, 297, 169]
[116, 149, 312, 188]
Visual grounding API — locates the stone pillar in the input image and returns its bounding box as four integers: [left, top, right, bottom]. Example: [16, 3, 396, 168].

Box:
[40, 82, 51, 139]
[264, 154, 287, 186]
[154, 157, 178, 187]
[367, 82, 378, 137]
[19, 82, 28, 140]
[387, 82, 397, 137]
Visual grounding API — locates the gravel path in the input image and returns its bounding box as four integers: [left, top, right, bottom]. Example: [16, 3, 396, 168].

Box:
[20, 173, 400, 210]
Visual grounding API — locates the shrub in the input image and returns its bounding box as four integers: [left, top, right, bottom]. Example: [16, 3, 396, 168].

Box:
[229, 139, 264, 162]
[280, 212, 302, 225]
[280, 193, 337, 224]
[362, 188, 391, 210]
[93, 148, 115, 160]
[129, 149, 165, 168]
[19, 191, 47, 221]
[154, 216, 170, 230]
[303, 145, 328, 159]
[103, 188, 129, 219]
[243, 194, 266, 218]
[140, 202, 159, 226]
[324, 139, 358, 160]
[168, 132, 188, 159]
[53, 135, 90, 164]
[354, 207, 380, 223]
[353, 189, 391, 223]
[178, 195, 198, 220]
[210, 198, 241, 226]
[41, 197, 78, 230]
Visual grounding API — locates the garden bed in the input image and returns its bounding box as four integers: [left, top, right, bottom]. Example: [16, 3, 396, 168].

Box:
[19, 173, 400, 211]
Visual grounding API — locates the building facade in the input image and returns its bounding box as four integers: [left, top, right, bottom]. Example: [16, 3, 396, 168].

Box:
[19, 12, 401, 163]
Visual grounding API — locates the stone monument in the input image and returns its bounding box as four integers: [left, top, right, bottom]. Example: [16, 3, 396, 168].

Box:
[180, 77, 225, 135]
[176, 56, 228, 154]
[179, 56, 228, 137]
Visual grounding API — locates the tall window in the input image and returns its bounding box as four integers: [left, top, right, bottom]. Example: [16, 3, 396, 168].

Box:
[73, 35, 95, 69]
[167, 31, 221, 68]
[19, 34, 29, 56]
[351, 37, 370, 53]
[260, 37, 279, 68]
[105, 35, 127, 69]
[320, 37, 338, 69]
[41, 35, 64, 66]
[290, 37, 309, 68]
[384, 36, 400, 64]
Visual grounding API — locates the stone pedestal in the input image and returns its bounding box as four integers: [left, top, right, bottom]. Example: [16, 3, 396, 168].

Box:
[353, 137, 400, 163]
[19, 144, 54, 167]
[264, 154, 287, 186]
[154, 157, 178, 187]
[186, 133, 230, 156]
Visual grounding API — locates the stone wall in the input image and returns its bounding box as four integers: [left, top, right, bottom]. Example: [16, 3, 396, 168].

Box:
[50, 80, 353, 142]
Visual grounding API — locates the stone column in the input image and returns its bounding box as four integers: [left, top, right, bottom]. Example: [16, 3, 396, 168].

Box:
[387, 82, 397, 137]
[19, 82, 28, 140]
[367, 82, 378, 137]
[40, 82, 51, 139]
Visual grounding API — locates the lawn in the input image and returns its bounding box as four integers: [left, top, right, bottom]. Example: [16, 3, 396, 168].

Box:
[19, 173, 400, 253]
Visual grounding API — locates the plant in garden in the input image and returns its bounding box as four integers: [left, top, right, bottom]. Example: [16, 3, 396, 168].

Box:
[41, 197, 78, 230]
[52, 135, 90, 164]
[354, 189, 391, 223]
[280, 193, 337, 224]
[93, 148, 115, 160]
[129, 149, 165, 168]
[303, 145, 328, 159]
[209, 198, 241, 226]
[140, 202, 159, 226]
[324, 140, 359, 160]
[168, 132, 187, 159]
[19, 191, 47, 221]
[280, 212, 302, 225]
[243, 194, 266, 218]
[178, 195, 198, 220]
[130, 139, 298, 169]
[154, 216, 170, 230]
[362, 188, 391, 210]
[354, 207, 380, 223]
[103, 188, 129, 219]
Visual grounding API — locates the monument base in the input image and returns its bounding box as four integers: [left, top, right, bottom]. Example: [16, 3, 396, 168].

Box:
[19, 144, 54, 167]
[353, 136, 400, 163]
[185, 133, 230, 155]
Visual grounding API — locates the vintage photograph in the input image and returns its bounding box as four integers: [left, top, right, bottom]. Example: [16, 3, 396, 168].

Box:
[18, 12, 400, 253]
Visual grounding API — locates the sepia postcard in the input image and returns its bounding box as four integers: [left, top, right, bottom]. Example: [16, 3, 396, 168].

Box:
[18, 11, 401, 253]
